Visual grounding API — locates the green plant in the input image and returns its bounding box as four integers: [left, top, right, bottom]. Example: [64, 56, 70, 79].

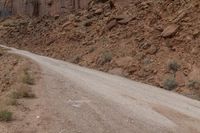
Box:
[22, 69, 35, 85]
[0, 110, 12, 122]
[163, 78, 178, 90]
[21, 91, 35, 98]
[71, 55, 81, 64]
[11, 91, 21, 99]
[101, 51, 112, 64]
[168, 60, 180, 72]
[6, 98, 17, 106]
[11, 89, 35, 99]
[188, 80, 200, 90]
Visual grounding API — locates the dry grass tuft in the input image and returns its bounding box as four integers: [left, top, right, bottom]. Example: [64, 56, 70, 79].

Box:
[0, 110, 12, 122]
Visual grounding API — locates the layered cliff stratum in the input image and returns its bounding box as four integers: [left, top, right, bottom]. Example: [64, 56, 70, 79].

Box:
[0, 0, 90, 17]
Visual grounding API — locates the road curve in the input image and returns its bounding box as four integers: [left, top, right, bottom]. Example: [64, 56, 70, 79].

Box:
[1, 45, 200, 133]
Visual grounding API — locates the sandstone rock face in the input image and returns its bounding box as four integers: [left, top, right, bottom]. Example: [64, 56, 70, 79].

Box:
[0, 0, 90, 17]
[0, 0, 12, 17]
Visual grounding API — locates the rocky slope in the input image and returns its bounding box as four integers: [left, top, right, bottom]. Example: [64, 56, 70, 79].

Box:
[1, 0, 200, 99]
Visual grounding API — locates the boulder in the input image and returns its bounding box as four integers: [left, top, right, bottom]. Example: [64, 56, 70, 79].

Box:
[106, 19, 117, 30]
[188, 65, 200, 81]
[176, 71, 187, 87]
[108, 68, 124, 76]
[115, 56, 133, 67]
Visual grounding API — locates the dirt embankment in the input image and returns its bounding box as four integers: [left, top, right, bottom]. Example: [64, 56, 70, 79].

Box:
[2, 46, 200, 133]
[0, 48, 40, 133]
[1, 0, 200, 99]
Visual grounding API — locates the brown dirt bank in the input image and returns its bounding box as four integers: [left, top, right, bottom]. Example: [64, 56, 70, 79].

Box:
[0, 47, 40, 133]
[1, 0, 200, 100]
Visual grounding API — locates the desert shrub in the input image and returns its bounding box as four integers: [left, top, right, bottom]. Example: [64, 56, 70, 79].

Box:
[5, 97, 17, 106]
[0, 110, 12, 122]
[101, 51, 112, 64]
[168, 60, 180, 72]
[22, 69, 34, 85]
[71, 55, 81, 64]
[11, 88, 35, 99]
[163, 78, 178, 90]
[188, 80, 200, 90]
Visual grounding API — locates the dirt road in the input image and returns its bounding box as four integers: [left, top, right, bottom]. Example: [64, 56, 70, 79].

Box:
[1, 45, 200, 133]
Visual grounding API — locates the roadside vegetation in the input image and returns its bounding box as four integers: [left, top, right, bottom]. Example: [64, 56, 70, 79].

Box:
[163, 77, 178, 91]
[0, 110, 12, 122]
[101, 51, 112, 64]
[0, 48, 36, 122]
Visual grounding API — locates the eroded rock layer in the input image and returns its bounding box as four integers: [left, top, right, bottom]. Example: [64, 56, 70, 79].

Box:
[0, 0, 90, 17]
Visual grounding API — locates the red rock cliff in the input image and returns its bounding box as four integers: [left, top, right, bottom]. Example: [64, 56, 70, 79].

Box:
[0, 0, 90, 17]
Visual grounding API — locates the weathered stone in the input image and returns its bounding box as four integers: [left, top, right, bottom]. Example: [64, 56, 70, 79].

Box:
[191, 47, 199, 55]
[176, 71, 187, 87]
[114, 15, 134, 25]
[193, 29, 200, 38]
[104, 12, 111, 17]
[118, 18, 131, 25]
[83, 20, 93, 27]
[137, 69, 149, 77]
[82, 41, 94, 46]
[106, 19, 117, 30]
[54, 14, 60, 20]
[96, 0, 109, 3]
[115, 56, 133, 67]
[140, 42, 151, 50]
[108, 68, 124, 76]
[114, 15, 128, 20]
[188, 65, 200, 81]
[86, 13, 94, 19]
[94, 8, 103, 15]
[62, 21, 71, 29]
[146, 45, 158, 55]
[161, 24, 179, 37]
